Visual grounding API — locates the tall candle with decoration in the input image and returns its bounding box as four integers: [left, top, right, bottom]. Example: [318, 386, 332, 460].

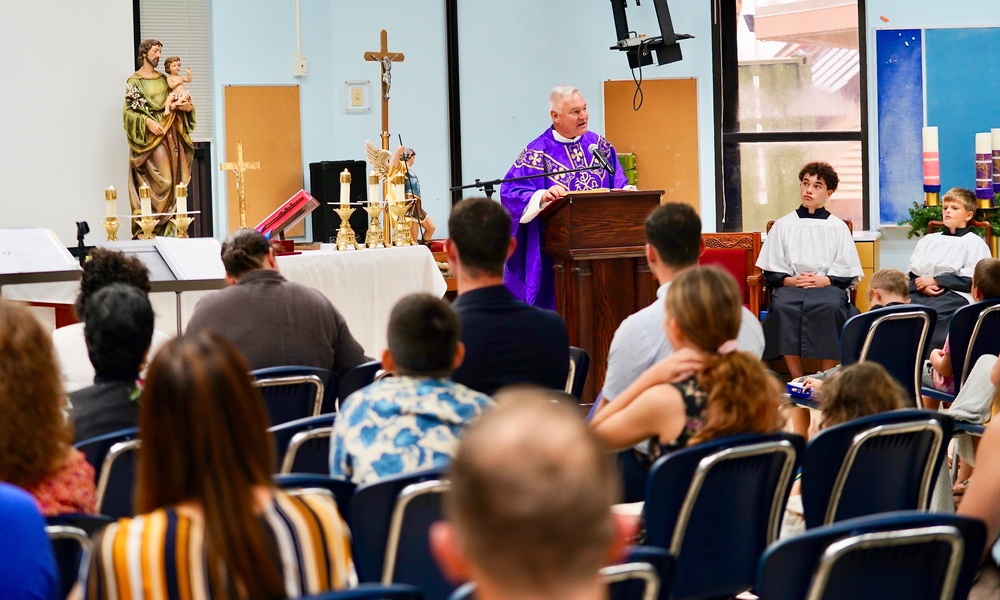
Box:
[175, 183, 188, 215]
[367, 172, 379, 207]
[139, 183, 152, 216]
[976, 132, 993, 208]
[992, 129, 1000, 204]
[340, 169, 351, 209]
[105, 186, 117, 218]
[922, 127, 940, 206]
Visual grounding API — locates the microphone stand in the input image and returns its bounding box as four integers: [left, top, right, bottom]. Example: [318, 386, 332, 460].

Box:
[451, 164, 613, 200]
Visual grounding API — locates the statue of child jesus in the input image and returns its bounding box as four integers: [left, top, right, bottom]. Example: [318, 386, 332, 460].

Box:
[162, 56, 192, 116]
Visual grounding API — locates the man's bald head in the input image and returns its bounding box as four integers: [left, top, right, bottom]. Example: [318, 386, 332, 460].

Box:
[443, 391, 620, 593]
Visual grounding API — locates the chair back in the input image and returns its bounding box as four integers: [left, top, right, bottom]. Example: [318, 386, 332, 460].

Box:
[927, 218, 994, 251]
[839, 305, 936, 407]
[297, 583, 424, 600]
[252, 372, 325, 426]
[74, 427, 139, 485]
[757, 511, 987, 600]
[95, 439, 140, 519]
[607, 546, 673, 600]
[351, 468, 455, 597]
[274, 474, 356, 525]
[701, 231, 763, 313]
[46, 514, 113, 536]
[47, 525, 91, 600]
[269, 414, 336, 474]
[948, 299, 1000, 393]
[566, 346, 590, 400]
[800, 409, 952, 529]
[644, 432, 802, 600]
[253, 365, 340, 413]
[339, 360, 384, 402]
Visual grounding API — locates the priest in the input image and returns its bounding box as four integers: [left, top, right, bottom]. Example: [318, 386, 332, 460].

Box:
[500, 86, 630, 309]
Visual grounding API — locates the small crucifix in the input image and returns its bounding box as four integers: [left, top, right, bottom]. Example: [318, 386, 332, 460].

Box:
[363, 29, 405, 150]
[220, 139, 261, 228]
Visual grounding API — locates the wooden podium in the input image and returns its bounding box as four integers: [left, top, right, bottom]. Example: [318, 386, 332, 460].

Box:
[539, 190, 663, 403]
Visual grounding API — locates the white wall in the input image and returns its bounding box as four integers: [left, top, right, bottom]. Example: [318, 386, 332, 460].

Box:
[0, 1, 134, 245]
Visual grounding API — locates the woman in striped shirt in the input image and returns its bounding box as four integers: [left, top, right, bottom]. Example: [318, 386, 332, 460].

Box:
[75, 332, 353, 599]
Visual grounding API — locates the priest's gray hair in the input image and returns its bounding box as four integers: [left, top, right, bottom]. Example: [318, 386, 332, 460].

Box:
[549, 86, 581, 112]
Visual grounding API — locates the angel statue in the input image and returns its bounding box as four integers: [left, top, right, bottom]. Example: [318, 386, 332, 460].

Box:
[365, 140, 391, 182]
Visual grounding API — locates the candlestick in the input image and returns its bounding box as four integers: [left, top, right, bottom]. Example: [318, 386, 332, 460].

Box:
[175, 183, 188, 215]
[340, 169, 351, 209]
[333, 207, 359, 251]
[976, 132, 993, 206]
[105, 186, 117, 219]
[102, 217, 120, 242]
[364, 204, 384, 248]
[139, 183, 152, 216]
[368, 172, 380, 207]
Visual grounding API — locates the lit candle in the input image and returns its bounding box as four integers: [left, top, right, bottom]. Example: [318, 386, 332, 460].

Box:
[139, 183, 152, 216]
[368, 172, 380, 207]
[922, 127, 940, 191]
[976, 132, 993, 201]
[340, 169, 351, 209]
[175, 183, 188, 215]
[392, 173, 405, 205]
[105, 186, 117, 219]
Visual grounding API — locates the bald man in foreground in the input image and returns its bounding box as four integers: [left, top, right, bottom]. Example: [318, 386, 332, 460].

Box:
[431, 391, 631, 600]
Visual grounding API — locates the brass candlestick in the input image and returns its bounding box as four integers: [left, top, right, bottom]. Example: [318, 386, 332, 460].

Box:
[334, 207, 359, 251]
[388, 202, 415, 247]
[925, 191, 940, 207]
[171, 213, 195, 238]
[102, 217, 120, 242]
[136, 215, 157, 240]
[364, 204, 385, 248]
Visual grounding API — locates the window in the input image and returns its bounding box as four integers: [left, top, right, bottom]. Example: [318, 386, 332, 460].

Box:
[714, 0, 868, 231]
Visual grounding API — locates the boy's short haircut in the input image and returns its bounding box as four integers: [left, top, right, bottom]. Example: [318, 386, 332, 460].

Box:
[799, 162, 839, 192]
[941, 187, 978, 214]
[869, 268, 909, 301]
[644, 202, 702, 269]
[387, 293, 461, 378]
[448, 198, 511, 277]
[973, 258, 1000, 299]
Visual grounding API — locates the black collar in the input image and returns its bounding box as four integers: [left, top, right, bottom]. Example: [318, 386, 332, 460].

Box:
[942, 226, 974, 237]
[795, 205, 832, 220]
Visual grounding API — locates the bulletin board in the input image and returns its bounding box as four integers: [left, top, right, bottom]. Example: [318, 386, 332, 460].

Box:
[604, 78, 699, 211]
[223, 85, 304, 234]
[876, 27, 1000, 225]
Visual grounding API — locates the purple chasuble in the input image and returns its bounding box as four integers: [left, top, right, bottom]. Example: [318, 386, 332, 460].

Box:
[500, 127, 628, 309]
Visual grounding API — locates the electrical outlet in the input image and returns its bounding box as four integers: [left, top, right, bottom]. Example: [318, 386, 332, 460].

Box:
[293, 55, 308, 77]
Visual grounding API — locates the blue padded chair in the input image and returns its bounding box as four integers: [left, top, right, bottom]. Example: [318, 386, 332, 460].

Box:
[252, 365, 340, 413]
[269, 414, 336, 474]
[94, 438, 140, 519]
[351, 468, 455, 598]
[800, 409, 952, 529]
[923, 298, 1000, 404]
[840, 305, 936, 407]
[566, 346, 591, 400]
[274, 474, 356, 526]
[47, 525, 91, 600]
[644, 432, 803, 600]
[75, 427, 139, 485]
[298, 583, 424, 600]
[339, 359, 383, 403]
[757, 511, 986, 600]
[251, 367, 328, 426]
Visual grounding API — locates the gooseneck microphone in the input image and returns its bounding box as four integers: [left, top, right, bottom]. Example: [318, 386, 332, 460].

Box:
[588, 143, 616, 176]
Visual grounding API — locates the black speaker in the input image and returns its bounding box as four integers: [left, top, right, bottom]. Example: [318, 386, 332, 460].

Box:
[310, 160, 369, 244]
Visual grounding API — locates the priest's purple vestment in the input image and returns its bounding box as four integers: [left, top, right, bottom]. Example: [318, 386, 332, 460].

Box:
[500, 127, 628, 309]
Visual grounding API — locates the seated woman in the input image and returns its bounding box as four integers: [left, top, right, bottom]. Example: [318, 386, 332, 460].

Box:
[0, 300, 95, 516]
[591, 266, 784, 463]
[75, 332, 353, 599]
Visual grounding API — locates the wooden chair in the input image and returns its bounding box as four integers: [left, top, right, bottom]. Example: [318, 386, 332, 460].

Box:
[701, 231, 763, 318]
[759, 218, 857, 311]
[926, 219, 994, 252]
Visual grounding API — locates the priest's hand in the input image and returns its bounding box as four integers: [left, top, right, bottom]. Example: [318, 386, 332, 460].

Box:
[146, 117, 164, 136]
[540, 183, 569, 207]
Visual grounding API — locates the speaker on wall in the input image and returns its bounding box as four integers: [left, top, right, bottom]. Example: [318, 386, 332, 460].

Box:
[309, 160, 369, 244]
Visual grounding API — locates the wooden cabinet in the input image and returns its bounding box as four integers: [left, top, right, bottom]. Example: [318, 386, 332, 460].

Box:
[853, 232, 881, 312]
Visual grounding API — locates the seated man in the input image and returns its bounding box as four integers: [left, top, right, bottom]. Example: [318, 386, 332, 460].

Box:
[431, 391, 630, 600]
[907, 187, 992, 350]
[53, 248, 170, 393]
[329, 294, 493, 485]
[447, 197, 569, 395]
[756, 161, 863, 435]
[185, 228, 369, 374]
[69, 284, 153, 442]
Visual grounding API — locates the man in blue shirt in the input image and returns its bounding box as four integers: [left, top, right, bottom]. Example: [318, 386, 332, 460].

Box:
[447, 198, 570, 395]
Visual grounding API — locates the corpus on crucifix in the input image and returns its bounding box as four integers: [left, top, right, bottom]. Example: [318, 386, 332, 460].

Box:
[363, 29, 405, 151]
[220, 140, 261, 228]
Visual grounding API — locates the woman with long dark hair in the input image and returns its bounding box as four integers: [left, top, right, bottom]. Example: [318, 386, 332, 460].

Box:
[78, 332, 353, 599]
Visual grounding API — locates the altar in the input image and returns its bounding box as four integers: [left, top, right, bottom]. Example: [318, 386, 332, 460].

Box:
[3, 244, 445, 357]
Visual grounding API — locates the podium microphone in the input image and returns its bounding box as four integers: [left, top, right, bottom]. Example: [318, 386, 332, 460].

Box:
[588, 144, 616, 176]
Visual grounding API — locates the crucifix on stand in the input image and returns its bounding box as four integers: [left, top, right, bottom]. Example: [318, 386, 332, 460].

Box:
[220, 139, 261, 228]
[364, 29, 405, 245]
